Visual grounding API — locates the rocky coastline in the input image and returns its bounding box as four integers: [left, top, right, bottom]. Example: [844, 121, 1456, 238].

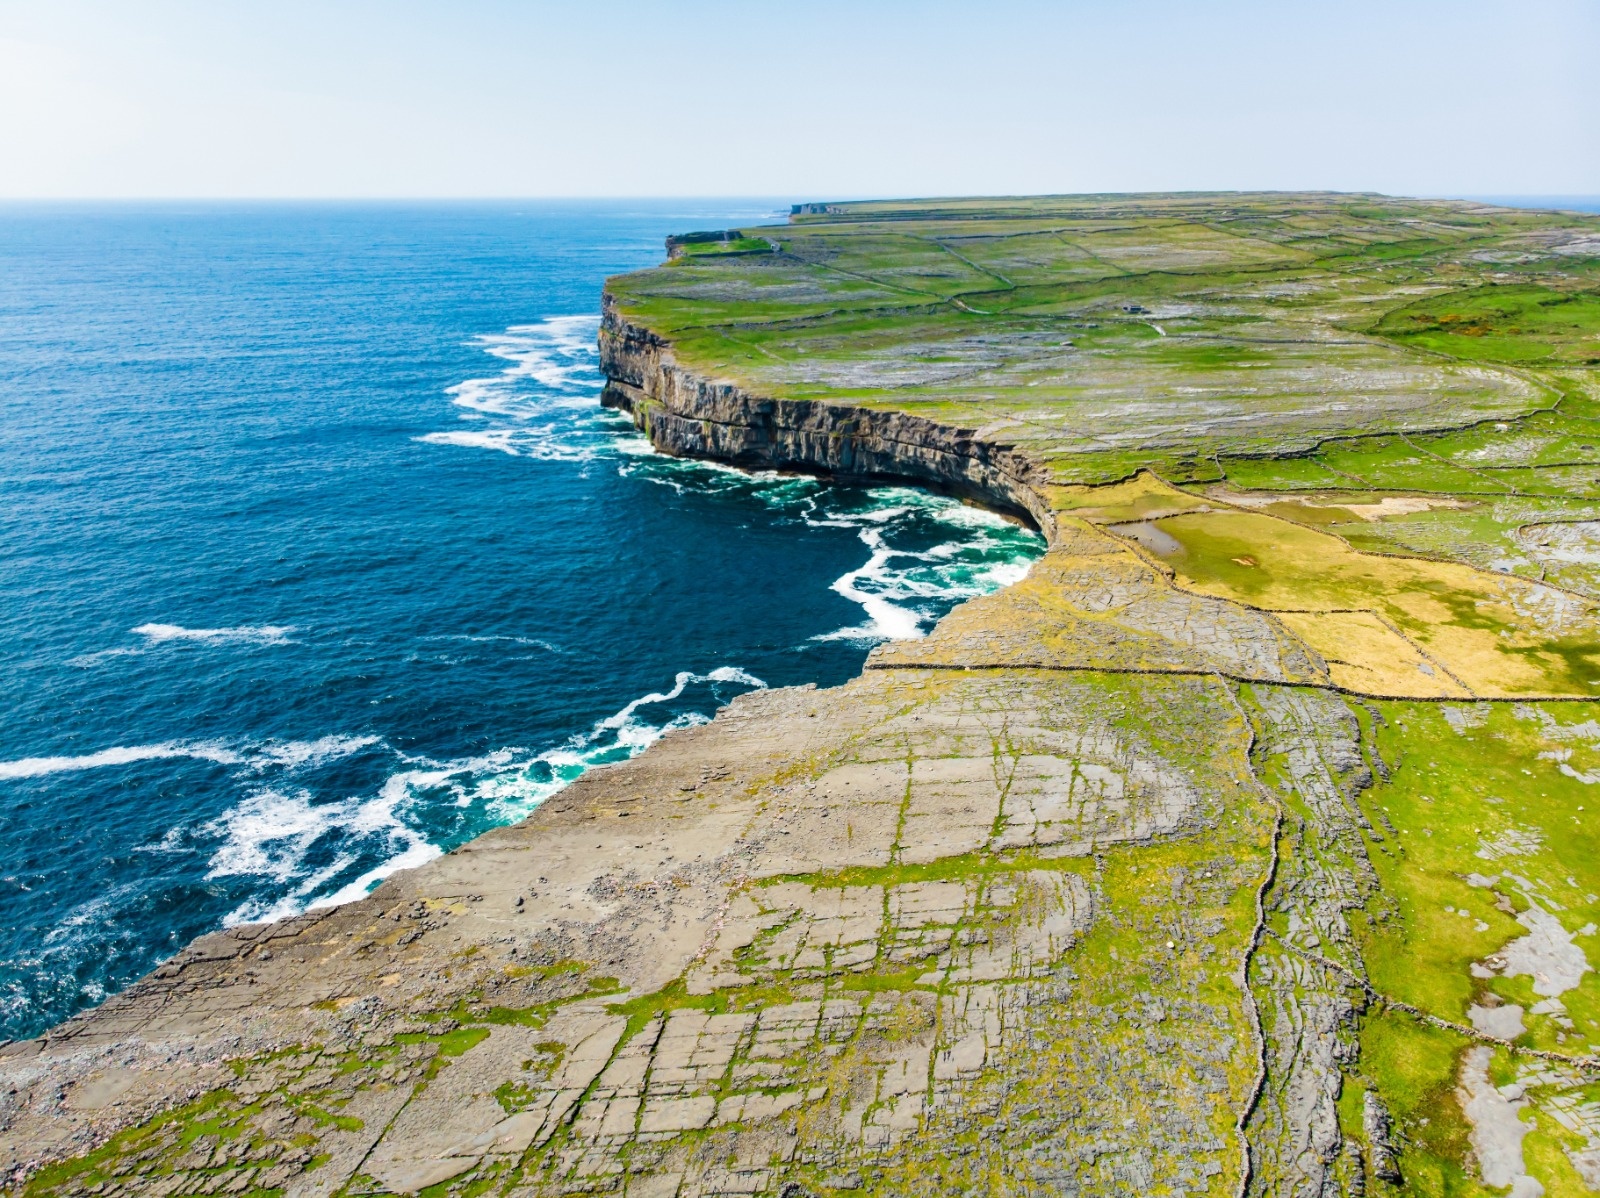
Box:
[0, 301, 1094, 1197]
[597, 295, 1057, 539]
[12, 193, 1600, 1196]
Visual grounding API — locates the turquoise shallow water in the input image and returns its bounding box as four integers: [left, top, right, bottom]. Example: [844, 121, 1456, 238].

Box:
[0, 201, 1044, 1040]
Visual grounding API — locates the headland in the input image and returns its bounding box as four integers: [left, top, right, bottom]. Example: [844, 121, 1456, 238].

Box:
[9, 193, 1600, 1197]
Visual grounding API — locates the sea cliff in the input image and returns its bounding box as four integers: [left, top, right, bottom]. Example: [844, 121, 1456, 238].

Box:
[597, 295, 1056, 537]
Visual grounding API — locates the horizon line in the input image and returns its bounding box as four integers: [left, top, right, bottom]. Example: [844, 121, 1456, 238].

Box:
[1, 191, 1597, 207]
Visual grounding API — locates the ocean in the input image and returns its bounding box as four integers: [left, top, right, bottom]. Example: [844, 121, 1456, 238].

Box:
[0, 201, 1044, 1041]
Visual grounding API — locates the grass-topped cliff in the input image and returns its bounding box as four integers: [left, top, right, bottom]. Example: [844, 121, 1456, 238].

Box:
[605, 192, 1600, 484]
[9, 194, 1600, 1198]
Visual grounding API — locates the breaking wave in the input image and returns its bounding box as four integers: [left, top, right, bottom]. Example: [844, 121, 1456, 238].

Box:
[4, 667, 768, 937]
[194, 668, 765, 925]
[11, 318, 1045, 975]
[4, 274, 1045, 1042]
[422, 317, 1043, 644]
[0, 735, 379, 782]
[414, 315, 624, 461]
[804, 490, 1039, 642]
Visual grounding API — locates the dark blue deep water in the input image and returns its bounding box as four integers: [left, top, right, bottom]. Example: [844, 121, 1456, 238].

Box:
[0, 202, 1043, 1040]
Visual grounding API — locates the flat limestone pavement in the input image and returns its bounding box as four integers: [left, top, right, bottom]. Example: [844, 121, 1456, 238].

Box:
[11, 193, 1600, 1198]
[2, 659, 1270, 1197]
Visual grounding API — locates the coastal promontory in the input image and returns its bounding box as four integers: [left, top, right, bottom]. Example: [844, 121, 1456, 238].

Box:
[9, 193, 1600, 1197]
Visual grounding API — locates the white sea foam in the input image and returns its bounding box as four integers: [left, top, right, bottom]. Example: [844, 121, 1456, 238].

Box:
[69, 623, 297, 667]
[417, 315, 628, 462]
[6, 883, 147, 1027]
[67, 646, 144, 667]
[933, 502, 1019, 529]
[467, 665, 766, 826]
[132, 623, 295, 646]
[211, 764, 442, 924]
[590, 466, 1041, 643]
[10, 663, 769, 930]
[205, 666, 768, 923]
[416, 429, 522, 455]
[0, 734, 383, 783]
[43, 882, 142, 942]
[0, 742, 243, 781]
[242, 855, 362, 925]
[13, 668, 774, 988]
[816, 527, 928, 641]
[593, 666, 765, 735]
[617, 444, 815, 500]
[451, 315, 599, 404]
[245, 735, 382, 771]
[309, 840, 442, 914]
[429, 633, 564, 653]
[32, 317, 1044, 933]
[207, 789, 351, 883]
[805, 487, 1042, 643]
[421, 321, 1043, 637]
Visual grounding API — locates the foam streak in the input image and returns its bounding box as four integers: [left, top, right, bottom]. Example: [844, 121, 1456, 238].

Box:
[0, 743, 243, 781]
[133, 623, 295, 646]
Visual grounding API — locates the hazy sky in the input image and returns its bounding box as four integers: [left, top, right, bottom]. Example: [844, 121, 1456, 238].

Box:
[1, 0, 1596, 199]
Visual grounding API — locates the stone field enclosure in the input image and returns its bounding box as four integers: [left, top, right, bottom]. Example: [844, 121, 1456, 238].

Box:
[10, 192, 1600, 1197]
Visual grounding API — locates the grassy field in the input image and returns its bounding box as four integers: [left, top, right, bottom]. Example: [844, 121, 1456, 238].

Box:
[610, 193, 1598, 481]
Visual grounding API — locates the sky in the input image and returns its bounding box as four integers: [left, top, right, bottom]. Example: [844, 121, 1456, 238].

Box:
[0, 0, 1596, 200]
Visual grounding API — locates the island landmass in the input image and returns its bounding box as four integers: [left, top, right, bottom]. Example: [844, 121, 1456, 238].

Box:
[9, 192, 1600, 1197]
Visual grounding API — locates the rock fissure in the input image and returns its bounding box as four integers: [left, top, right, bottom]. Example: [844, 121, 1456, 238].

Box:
[1219, 681, 1281, 1198]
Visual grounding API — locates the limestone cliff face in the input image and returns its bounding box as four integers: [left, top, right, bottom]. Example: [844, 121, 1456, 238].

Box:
[598, 294, 1058, 539]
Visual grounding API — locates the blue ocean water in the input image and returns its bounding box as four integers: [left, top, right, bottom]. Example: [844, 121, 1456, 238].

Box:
[0, 201, 1044, 1041]
[1462, 196, 1600, 214]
